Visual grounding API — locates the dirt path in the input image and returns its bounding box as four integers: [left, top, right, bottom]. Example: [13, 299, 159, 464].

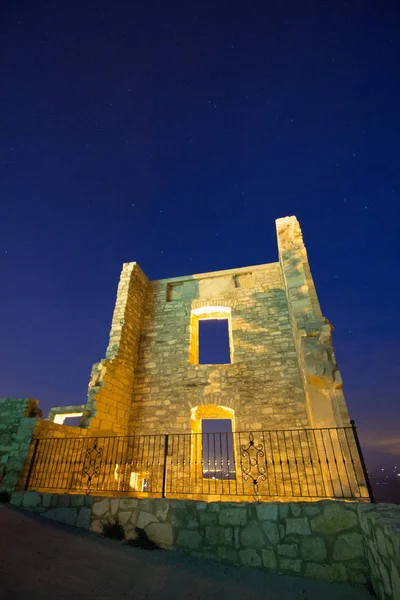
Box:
[0, 505, 374, 600]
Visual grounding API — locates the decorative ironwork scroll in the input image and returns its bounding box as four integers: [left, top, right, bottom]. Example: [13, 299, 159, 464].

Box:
[82, 438, 103, 494]
[241, 432, 267, 495]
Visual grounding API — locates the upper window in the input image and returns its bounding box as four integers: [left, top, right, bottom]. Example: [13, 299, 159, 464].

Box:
[189, 306, 233, 364]
[199, 319, 230, 364]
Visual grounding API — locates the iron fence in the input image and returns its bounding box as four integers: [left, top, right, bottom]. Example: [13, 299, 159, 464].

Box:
[22, 422, 373, 501]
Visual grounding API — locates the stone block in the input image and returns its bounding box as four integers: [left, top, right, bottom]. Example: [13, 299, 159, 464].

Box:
[22, 491, 41, 508]
[290, 503, 302, 517]
[262, 548, 277, 570]
[110, 498, 120, 515]
[85, 496, 94, 508]
[239, 548, 261, 567]
[277, 544, 298, 558]
[301, 505, 320, 517]
[10, 491, 24, 507]
[216, 547, 238, 564]
[279, 504, 289, 519]
[376, 527, 388, 555]
[124, 524, 138, 539]
[171, 509, 198, 529]
[91, 498, 110, 517]
[135, 498, 154, 513]
[205, 526, 233, 546]
[348, 570, 368, 584]
[118, 511, 132, 526]
[219, 506, 247, 526]
[90, 519, 103, 533]
[155, 499, 170, 522]
[311, 504, 357, 535]
[44, 507, 77, 526]
[262, 521, 280, 545]
[58, 495, 70, 508]
[129, 509, 139, 525]
[300, 537, 326, 562]
[240, 521, 265, 548]
[70, 495, 85, 508]
[305, 562, 347, 582]
[177, 529, 203, 549]
[199, 511, 218, 526]
[390, 560, 400, 600]
[333, 532, 364, 560]
[279, 558, 302, 573]
[286, 517, 311, 536]
[379, 559, 391, 596]
[42, 494, 52, 508]
[255, 503, 278, 521]
[137, 510, 158, 529]
[76, 507, 91, 529]
[146, 522, 173, 547]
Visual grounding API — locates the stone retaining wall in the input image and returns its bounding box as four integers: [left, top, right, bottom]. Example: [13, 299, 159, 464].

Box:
[358, 503, 400, 600]
[10, 490, 93, 529]
[9, 492, 400, 599]
[0, 398, 41, 492]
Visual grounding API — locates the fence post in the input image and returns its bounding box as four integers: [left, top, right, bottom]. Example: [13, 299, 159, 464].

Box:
[24, 438, 39, 491]
[350, 420, 375, 502]
[161, 434, 169, 498]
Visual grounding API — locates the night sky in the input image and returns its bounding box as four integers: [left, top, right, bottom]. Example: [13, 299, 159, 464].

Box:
[1, 2, 399, 472]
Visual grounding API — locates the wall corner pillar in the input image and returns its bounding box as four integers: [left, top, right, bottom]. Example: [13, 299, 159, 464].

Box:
[83, 262, 149, 435]
[276, 216, 349, 428]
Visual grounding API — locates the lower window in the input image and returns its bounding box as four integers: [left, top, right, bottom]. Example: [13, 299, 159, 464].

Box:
[201, 419, 236, 480]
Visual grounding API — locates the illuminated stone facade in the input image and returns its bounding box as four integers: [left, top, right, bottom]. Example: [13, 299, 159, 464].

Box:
[83, 215, 349, 437]
[10, 216, 360, 502]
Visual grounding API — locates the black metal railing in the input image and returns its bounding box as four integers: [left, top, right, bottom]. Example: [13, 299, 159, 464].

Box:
[22, 422, 373, 501]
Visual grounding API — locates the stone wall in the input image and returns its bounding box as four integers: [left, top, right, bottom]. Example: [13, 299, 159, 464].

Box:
[84, 262, 149, 434]
[0, 398, 41, 492]
[35, 215, 352, 449]
[11, 491, 400, 597]
[72, 215, 351, 439]
[10, 490, 92, 529]
[358, 503, 400, 600]
[276, 217, 350, 429]
[10, 492, 376, 587]
[130, 262, 308, 435]
[90, 497, 370, 584]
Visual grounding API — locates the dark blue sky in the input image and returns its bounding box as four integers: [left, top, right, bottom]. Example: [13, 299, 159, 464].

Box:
[1, 1, 399, 468]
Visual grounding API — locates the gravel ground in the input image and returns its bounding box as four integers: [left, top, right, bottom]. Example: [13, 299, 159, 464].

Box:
[0, 504, 375, 600]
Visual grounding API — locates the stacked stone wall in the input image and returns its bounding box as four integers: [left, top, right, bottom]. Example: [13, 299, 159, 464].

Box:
[0, 398, 41, 492]
[10, 490, 93, 529]
[85, 262, 148, 434]
[12, 491, 400, 596]
[358, 503, 400, 600]
[130, 263, 308, 435]
[276, 217, 350, 429]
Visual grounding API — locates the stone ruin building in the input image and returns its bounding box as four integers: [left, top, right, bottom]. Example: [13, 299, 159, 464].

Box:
[77, 215, 349, 437]
[3, 217, 398, 600]
[1, 215, 370, 502]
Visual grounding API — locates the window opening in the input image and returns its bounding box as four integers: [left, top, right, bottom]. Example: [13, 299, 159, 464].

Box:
[198, 319, 230, 364]
[201, 419, 236, 480]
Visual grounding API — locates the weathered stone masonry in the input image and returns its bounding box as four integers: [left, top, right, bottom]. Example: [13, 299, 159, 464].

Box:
[83, 216, 349, 436]
[10, 491, 400, 599]
[0, 398, 42, 492]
